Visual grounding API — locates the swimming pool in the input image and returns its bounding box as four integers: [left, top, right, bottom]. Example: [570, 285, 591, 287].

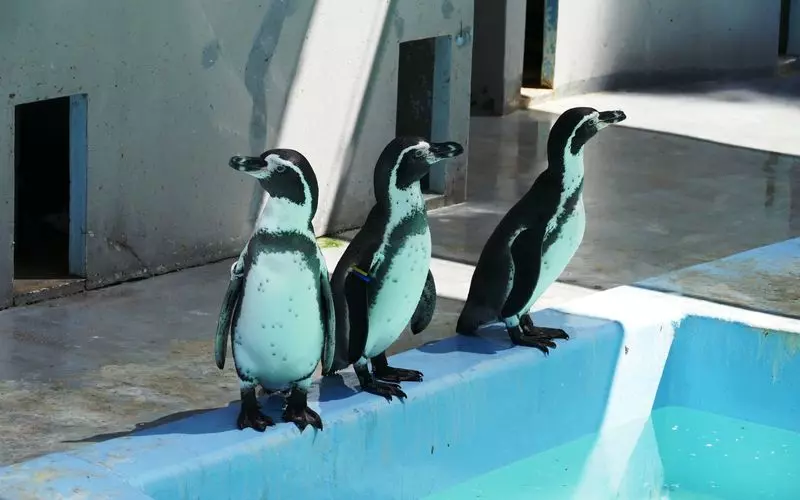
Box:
[1, 285, 798, 499]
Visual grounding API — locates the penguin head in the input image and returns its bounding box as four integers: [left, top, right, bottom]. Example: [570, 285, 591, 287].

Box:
[548, 107, 626, 157]
[375, 136, 464, 196]
[229, 149, 319, 213]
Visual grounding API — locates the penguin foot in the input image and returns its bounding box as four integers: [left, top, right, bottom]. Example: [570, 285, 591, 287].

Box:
[508, 325, 557, 355]
[362, 378, 408, 402]
[237, 405, 275, 431]
[371, 352, 423, 383]
[237, 385, 275, 431]
[355, 358, 408, 401]
[513, 315, 570, 355]
[373, 366, 424, 383]
[524, 324, 570, 342]
[283, 387, 323, 432]
[283, 405, 323, 432]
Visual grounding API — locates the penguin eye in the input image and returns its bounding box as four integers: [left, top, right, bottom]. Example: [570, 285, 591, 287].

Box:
[274, 164, 286, 173]
[413, 150, 425, 158]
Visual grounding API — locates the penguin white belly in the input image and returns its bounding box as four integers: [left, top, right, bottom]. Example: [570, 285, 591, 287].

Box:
[233, 250, 323, 388]
[524, 200, 586, 312]
[364, 230, 431, 358]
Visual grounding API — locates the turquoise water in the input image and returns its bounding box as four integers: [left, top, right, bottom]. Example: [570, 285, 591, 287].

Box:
[424, 407, 800, 499]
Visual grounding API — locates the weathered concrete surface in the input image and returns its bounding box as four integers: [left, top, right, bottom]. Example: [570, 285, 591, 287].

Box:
[3, 101, 800, 467]
[551, 0, 781, 94]
[0, 242, 592, 466]
[527, 72, 800, 157]
[450, 106, 800, 290]
[637, 238, 800, 320]
[0, 0, 473, 306]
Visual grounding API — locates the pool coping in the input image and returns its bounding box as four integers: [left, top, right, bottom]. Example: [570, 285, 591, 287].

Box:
[1, 277, 799, 498]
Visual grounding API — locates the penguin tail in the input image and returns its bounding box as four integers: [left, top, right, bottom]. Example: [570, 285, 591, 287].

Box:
[456, 302, 497, 335]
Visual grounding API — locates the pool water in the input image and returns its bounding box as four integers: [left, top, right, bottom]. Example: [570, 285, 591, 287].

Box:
[424, 407, 800, 499]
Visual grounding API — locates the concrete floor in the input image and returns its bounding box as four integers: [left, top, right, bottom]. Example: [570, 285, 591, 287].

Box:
[527, 72, 800, 157]
[2, 75, 799, 466]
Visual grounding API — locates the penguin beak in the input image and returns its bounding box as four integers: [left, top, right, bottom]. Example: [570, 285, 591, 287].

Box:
[229, 155, 266, 173]
[597, 110, 627, 125]
[426, 141, 464, 163]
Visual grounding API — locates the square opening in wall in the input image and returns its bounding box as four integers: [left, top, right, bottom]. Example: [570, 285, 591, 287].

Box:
[523, 0, 546, 88]
[13, 95, 87, 297]
[396, 36, 452, 195]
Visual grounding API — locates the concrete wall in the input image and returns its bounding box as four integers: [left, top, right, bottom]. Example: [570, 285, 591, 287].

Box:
[552, 0, 782, 94]
[788, 0, 800, 55]
[470, 0, 526, 115]
[0, 0, 473, 305]
[471, 0, 782, 111]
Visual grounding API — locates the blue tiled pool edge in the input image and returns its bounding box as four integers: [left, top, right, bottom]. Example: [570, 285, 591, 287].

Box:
[0, 311, 626, 500]
[2, 271, 800, 498]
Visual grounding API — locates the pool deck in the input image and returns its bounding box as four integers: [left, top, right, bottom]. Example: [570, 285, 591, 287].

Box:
[1, 74, 799, 473]
[1, 267, 799, 499]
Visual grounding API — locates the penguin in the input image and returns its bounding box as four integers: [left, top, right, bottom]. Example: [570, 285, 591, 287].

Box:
[323, 136, 464, 400]
[214, 148, 335, 432]
[456, 107, 626, 352]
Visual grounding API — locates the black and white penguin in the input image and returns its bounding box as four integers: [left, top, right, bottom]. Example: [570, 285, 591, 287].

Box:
[323, 136, 464, 400]
[456, 107, 626, 352]
[214, 148, 335, 432]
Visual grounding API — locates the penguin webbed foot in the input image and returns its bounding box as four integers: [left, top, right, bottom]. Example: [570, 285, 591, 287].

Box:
[371, 352, 424, 383]
[508, 315, 570, 355]
[374, 366, 424, 383]
[237, 389, 275, 432]
[282, 388, 323, 432]
[355, 363, 407, 402]
[361, 378, 408, 402]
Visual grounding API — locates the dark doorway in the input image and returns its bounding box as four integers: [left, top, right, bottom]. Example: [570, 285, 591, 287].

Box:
[523, 0, 546, 87]
[14, 97, 73, 281]
[397, 37, 436, 192]
[780, 0, 792, 55]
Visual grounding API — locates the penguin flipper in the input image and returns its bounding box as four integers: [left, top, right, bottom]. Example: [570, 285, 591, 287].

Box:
[319, 264, 336, 375]
[500, 228, 543, 319]
[214, 264, 245, 370]
[344, 271, 371, 366]
[409, 269, 437, 334]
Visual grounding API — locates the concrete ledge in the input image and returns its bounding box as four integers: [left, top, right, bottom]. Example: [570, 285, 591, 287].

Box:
[3, 270, 799, 498]
[0, 311, 625, 499]
[638, 237, 800, 320]
[0, 453, 152, 499]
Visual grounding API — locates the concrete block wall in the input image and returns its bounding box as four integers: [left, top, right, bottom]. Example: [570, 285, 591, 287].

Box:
[471, 0, 783, 114]
[0, 0, 474, 306]
[788, 0, 800, 55]
[552, 0, 782, 94]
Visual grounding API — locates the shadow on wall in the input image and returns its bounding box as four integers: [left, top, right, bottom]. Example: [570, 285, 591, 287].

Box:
[597, 70, 800, 102]
[242, 0, 318, 227]
[319, 1, 399, 234]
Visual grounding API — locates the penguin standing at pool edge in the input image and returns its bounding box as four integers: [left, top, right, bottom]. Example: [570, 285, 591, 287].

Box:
[456, 107, 626, 352]
[215, 148, 335, 432]
[324, 136, 464, 400]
